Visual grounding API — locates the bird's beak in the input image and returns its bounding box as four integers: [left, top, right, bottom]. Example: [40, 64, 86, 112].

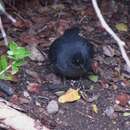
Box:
[80, 64, 88, 73]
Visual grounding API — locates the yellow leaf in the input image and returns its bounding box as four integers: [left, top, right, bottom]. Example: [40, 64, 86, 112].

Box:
[115, 23, 128, 32]
[92, 104, 98, 113]
[123, 112, 130, 116]
[58, 88, 80, 103]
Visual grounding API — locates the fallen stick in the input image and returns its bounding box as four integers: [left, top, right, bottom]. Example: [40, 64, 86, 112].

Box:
[0, 0, 16, 46]
[92, 0, 130, 68]
[0, 98, 50, 130]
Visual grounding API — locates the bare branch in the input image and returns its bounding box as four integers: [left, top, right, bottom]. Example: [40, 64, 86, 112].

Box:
[0, 17, 8, 46]
[4, 11, 16, 23]
[92, 0, 130, 67]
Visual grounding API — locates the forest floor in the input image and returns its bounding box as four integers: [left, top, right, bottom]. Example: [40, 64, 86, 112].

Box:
[1, 0, 130, 130]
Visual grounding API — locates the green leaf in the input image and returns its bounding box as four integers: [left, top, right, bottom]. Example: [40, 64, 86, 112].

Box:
[0, 74, 14, 81]
[0, 55, 8, 70]
[0, 73, 5, 79]
[11, 60, 25, 75]
[8, 41, 31, 60]
[14, 60, 25, 66]
[6, 41, 31, 76]
[12, 63, 19, 74]
[88, 75, 99, 82]
[7, 50, 14, 56]
[5, 74, 14, 80]
[8, 41, 18, 52]
[13, 47, 31, 60]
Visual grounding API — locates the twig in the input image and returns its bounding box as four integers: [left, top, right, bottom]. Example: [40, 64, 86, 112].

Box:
[0, 62, 14, 76]
[0, 0, 16, 46]
[4, 11, 16, 23]
[92, 0, 130, 67]
[0, 16, 8, 46]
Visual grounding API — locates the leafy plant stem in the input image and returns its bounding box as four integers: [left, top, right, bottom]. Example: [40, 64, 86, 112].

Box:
[0, 61, 15, 76]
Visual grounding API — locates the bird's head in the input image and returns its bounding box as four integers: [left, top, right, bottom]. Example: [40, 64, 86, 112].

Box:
[72, 52, 84, 67]
[71, 51, 92, 74]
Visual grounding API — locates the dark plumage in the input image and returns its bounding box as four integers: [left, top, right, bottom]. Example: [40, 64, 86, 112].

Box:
[49, 27, 94, 78]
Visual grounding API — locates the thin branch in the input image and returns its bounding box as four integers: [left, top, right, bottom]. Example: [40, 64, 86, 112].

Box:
[0, 1, 16, 46]
[0, 17, 8, 46]
[0, 63, 12, 76]
[92, 0, 130, 67]
[4, 11, 16, 23]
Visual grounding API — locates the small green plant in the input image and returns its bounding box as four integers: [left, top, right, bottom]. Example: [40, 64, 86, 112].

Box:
[0, 41, 31, 80]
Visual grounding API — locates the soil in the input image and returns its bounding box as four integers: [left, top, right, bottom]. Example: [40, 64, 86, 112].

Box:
[1, 0, 130, 130]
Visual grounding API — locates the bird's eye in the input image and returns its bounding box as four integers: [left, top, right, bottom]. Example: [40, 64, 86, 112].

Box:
[72, 57, 84, 66]
[75, 59, 81, 65]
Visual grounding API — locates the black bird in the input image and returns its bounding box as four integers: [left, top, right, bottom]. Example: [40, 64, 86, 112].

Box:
[49, 27, 94, 78]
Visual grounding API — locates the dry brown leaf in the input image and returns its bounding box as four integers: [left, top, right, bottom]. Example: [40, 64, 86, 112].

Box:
[115, 94, 130, 106]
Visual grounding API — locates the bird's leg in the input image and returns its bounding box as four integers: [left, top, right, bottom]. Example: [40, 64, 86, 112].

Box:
[62, 76, 66, 86]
